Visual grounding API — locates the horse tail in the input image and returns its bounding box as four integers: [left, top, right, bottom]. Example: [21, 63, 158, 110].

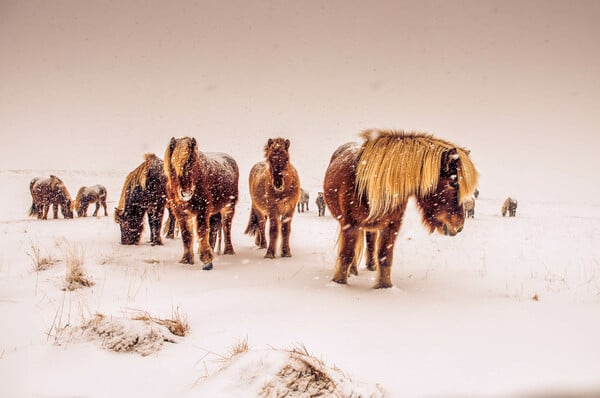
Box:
[28, 201, 37, 217]
[244, 208, 260, 237]
[335, 227, 365, 276]
[209, 213, 223, 254]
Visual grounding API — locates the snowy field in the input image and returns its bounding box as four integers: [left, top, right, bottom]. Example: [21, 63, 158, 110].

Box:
[1, 168, 600, 397]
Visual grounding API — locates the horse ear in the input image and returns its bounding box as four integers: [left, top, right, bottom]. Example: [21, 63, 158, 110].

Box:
[268, 138, 273, 147]
[169, 137, 176, 153]
[285, 139, 290, 149]
[190, 137, 197, 150]
[442, 148, 460, 176]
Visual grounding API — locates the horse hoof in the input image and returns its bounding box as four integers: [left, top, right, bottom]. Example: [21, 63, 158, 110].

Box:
[331, 277, 348, 285]
[224, 248, 235, 255]
[180, 257, 194, 265]
[374, 282, 393, 289]
[264, 253, 275, 259]
[202, 263, 213, 271]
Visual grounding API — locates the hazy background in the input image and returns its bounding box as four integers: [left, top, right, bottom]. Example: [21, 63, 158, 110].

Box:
[1, 0, 599, 203]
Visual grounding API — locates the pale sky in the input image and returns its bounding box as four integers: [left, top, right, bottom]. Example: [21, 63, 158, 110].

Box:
[1, 0, 599, 203]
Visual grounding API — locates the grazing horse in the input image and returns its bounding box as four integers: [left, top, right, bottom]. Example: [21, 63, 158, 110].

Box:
[114, 153, 174, 246]
[316, 192, 326, 216]
[464, 197, 475, 218]
[502, 197, 518, 217]
[164, 137, 239, 269]
[297, 188, 309, 212]
[75, 184, 108, 217]
[324, 129, 479, 288]
[29, 175, 74, 219]
[245, 137, 301, 258]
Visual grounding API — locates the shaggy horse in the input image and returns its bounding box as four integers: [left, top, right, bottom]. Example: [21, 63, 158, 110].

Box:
[164, 137, 239, 269]
[114, 153, 174, 246]
[316, 192, 326, 216]
[245, 137, 301, 258]
[29, 175, 74, 219]
[297, 188, 309, 212]
[75, 184, 108, 217]
[464, 197, 475, 218]
[323, 129, 479, 288]
[502, 197, 518, 217]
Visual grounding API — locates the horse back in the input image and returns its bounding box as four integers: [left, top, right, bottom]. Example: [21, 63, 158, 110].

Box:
[204, 152, 239, 211]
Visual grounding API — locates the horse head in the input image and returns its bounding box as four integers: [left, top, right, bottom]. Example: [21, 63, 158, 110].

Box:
[265, 137, 290, 190]
[166, 137, 200, 202]
[417, 148, 465, 236]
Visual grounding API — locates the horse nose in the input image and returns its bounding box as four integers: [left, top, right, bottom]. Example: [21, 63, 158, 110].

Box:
[458, 226, 464, 233]
[443, 224, 449, 236]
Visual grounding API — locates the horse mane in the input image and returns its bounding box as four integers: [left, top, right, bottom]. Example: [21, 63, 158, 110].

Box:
[74, 186, 86, 210]
[50, 175, 73, 203]
[165, 137, 199, 178]
[116, 153, 160, 212]
[356, 129, 479, 219]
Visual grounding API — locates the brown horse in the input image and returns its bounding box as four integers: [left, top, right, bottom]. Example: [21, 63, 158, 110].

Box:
[316, 192, 326, 216]
[75, 184, 108, 217]
[324, 129, 479, 288]
[164, 137, 239, 270]
[502, 197, 518, 217]
[297, 188, 309, 212]
[114, 153, 175, 246]
[29, 175, 74, 219]
[245, 137, 301, 258]
[464, 197, 475, 218]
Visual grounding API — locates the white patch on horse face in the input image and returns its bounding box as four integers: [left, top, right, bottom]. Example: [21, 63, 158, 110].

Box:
[451, 153, 460, 160]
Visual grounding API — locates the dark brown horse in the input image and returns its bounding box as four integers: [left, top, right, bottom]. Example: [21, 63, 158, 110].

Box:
[114, 153, 175, 245]
[75, 184, 108, 217]
[324, 129, 479, 288]
[29, 175, 74, 219]
[245, 137, 301, 258]
[164, 137, 239, 270]
[316, 192, 326, 216]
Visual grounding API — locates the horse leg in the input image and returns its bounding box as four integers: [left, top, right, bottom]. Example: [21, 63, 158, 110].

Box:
[147, 207, 164, 246]
[52, 203, 59, 219]
[265, 211, 280, 259]
[103, 200, 108, 216]
[332, 225, 360, 284]
[374, 224, 401, 289]
[365, 231, 378, 271]
[222, 209, 235, 255]
[256, 210, 267, 249]
[178, 214, 194, 264]
[93, 202, 99, 217]
[281, 212, 294, 257]
[196, 213, 214, 269]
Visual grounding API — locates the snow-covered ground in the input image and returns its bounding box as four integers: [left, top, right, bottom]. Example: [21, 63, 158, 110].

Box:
[1, 168, 600, 397]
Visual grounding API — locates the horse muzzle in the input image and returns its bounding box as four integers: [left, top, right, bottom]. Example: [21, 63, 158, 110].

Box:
[443, 224, 463, 236]
[179, 188, 194, 202]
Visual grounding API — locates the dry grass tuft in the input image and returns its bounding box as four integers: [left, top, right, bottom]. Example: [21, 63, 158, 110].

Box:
[26, 241, 58, 271]
[229, 336, 249, 357]
[130, 307, 190, 337]
[59, 239, 94, 291]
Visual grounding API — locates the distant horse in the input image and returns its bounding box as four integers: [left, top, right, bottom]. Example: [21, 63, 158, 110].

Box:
[297, 188, 309, 212]
[164, 137, 239, 269]
[114, 153, 175, 245]
[245, 137, 301, 258]
[324, 129, 479, 288]
[316, 192, 326, 216]
[464, 197, 475, 218]
[29, 175, 74, 219]
[502, 197, 518, 217]
[75, 184, 108, 217]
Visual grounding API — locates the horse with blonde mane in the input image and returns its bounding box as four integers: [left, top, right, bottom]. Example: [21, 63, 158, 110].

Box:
[75, 184, 108, 217]
[114, 153, 175, 245]
[29, 175, 74, 219]
[245, 137, 301, 258]
[164, 137, 239, 270]
[324, 129, 479, 288]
